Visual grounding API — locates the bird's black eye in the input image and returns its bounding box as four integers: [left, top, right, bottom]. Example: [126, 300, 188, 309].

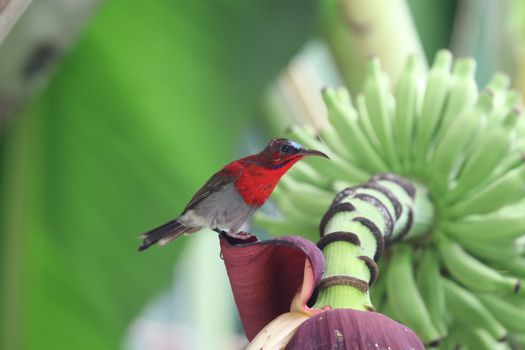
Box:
[280, 144, 292, 153]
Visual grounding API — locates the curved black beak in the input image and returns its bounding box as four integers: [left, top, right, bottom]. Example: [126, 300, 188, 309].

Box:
[298, 148, 330, 159]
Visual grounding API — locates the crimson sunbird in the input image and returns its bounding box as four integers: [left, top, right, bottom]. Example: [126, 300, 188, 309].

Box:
[138, 138, 329, 250]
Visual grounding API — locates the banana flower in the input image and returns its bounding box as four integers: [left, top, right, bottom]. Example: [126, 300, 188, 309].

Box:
[219, 234, 424, 349]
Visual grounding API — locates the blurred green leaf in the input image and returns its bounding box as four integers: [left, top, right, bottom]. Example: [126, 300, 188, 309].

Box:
[0, 0, 316, 349]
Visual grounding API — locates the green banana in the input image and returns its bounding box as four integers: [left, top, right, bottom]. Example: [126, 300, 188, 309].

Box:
[445, 164, 525, 217]
[434, 58, 478, 146]
[363, 58, 398, 168]
[507, 294, 525, 308]
[489, 132, 524, 184]
[416, 247, 448, 337]
[484, 73, 512, 125]
[413, 50, 452, 173]
[491, 257, 525, 278]
[440, 202, 525, 241]
[270, 191, 321, 227]
[386, 244, 441, 344]
[278, 176, 334, 215]
[287, 125, 369, 182]
[478, 293, 525, 333]
[447, 231, 521, 263]
[355, 93, 383, 155]
[319, 123, 356, 162]
[510, 334, 525, 349]
[493, 148, 525, 180]
[436, 235, 519, 293]
[321, 87, 388, 173]
[393, 55, 423, 172]
[517, 116, 525, 138]
[332, 180, 354, 193]
[445, 126, 511, 202]
[434, 333, 457, 350]
[287, 162, 331, 189]
[486, 73, 510, 97]
[443, 278, 506, 340]
[428, 93, 490, 194]
[455, 327, 509, 350]
[489, 89, 521, 127]
[381, 296, 400, 321]
[502, 97, 521, 129]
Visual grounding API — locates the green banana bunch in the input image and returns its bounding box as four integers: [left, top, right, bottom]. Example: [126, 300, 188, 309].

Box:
[416, 247, 447, 338]
[259, 50, 525, 347]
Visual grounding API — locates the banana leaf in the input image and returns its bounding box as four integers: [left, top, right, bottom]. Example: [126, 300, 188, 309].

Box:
[0, 0, 316, 349]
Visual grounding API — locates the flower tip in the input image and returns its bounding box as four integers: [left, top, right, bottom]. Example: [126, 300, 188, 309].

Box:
[284, 125, 294, 134]
[433, 50, 453, 69]
[452, 58, 476, 77]
[426, 338, 442, 348]
[404, 54, 421, 71]
[483, 87, 496, 97]
[488, 72, 511, 89]
[498, 334, 508, 342]
[514, 279, 521, 293]
[366, 57, 381, 73]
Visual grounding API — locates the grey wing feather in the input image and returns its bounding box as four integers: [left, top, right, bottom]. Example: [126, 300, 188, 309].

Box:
[182, 169, 238, 213]
[139, 169, 238, 251]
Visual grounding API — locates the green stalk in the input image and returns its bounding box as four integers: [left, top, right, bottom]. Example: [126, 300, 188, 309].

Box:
[313, 174, 434, 310]
[319, 0, 427, 92]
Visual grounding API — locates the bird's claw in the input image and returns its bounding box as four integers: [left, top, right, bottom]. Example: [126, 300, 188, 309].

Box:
[216, 229, 258, 245]
[227, 230, 252, 239]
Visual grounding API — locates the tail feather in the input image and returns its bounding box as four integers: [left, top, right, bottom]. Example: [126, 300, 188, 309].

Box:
[138, 219, 189, 251]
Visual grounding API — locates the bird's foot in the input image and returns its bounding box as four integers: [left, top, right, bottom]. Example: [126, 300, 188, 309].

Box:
[213, 228, 225, 235]
[228, 230, 253, 239]
[216, 229, 258, 245]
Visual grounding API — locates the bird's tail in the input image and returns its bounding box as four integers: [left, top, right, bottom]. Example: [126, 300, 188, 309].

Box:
[138, 219, 190, 251]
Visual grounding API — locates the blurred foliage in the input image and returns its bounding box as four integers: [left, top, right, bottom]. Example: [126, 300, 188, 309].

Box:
[0, 0, 316, 349]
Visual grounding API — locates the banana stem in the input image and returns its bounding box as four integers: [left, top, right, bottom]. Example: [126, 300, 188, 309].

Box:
[319, 0, 427, 92]
[313, 173, 434, 310]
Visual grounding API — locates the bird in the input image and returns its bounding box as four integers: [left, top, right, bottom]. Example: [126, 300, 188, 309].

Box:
[138, 138, 329, 250]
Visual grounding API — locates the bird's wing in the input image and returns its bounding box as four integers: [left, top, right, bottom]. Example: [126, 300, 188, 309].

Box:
[182, 169, 239, 213]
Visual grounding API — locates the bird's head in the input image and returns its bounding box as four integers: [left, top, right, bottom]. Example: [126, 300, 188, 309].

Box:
[231, 138, 329, 207]
[257, 138, 329, 170]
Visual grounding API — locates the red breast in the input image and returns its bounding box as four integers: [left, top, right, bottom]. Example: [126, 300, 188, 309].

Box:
[224, 157, 303, 207]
